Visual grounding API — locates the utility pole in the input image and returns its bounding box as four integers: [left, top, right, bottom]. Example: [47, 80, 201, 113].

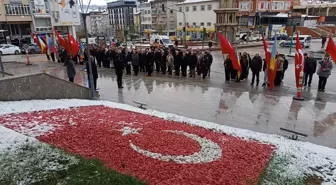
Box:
[79, 0, 97, 99]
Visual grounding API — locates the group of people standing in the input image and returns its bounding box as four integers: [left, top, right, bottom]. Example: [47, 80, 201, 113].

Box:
[86, 46, 213, 89]
[223, 52, 289, 87]
[223, 51, 333, 91]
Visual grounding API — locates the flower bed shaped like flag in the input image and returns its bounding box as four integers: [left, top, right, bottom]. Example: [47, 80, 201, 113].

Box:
[0, 105, 275, 185]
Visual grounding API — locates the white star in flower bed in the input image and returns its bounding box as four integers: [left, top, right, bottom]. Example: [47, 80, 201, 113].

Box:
[119, 126, 141, 136]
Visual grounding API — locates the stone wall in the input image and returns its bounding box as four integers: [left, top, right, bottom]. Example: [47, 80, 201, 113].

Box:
[0, 73, 95, 101]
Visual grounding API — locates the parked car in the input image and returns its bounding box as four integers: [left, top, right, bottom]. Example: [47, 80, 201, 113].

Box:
[0, 44, 20, 55]
[279, 35, 312, 48]
[271, 34, 288, 41]
[21, 44, 42, 54]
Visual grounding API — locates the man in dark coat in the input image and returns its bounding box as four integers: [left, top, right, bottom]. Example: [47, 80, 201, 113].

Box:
[160, 49, 167, 74]
[86, 55, 98, 90]
[146, 48, 154, 76]
[224, 55, 232, 82]
[205, 50, 213, 77]
[200, 52, 210, 79]
[139, 49, 146, 72]
[304, 53, 317, 87]
[154, 48, 161, 73]
[114, 49, 124, 89]
[250, 53, 263, 86]
[174, 50, 182, 76]
[124, 49, 132, 75]
[188, 49, 197, 78]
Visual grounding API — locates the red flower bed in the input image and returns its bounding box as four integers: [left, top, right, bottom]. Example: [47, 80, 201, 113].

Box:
[0, 105, 275, 185]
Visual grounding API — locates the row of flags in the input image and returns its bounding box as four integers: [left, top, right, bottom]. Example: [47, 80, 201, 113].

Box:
[30, 29, 84, 59]
[218, 32, 336, 91]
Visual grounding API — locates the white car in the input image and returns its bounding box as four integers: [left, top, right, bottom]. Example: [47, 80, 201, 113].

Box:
[0, 44, 20, 55]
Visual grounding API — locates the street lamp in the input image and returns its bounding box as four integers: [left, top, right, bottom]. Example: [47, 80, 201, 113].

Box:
[288, 11, 296, 56]
[78, 0, 97, 99]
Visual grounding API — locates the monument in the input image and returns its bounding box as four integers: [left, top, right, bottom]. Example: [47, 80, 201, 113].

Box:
[214, 0, 239, 43]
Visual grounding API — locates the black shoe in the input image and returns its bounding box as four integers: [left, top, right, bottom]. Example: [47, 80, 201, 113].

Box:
[262, 83, 266, 87]
[250, 83, 254, 85]
[308, 84, 311, 88]
[118, 86, 124, 89]
[256, 83, 259, 86]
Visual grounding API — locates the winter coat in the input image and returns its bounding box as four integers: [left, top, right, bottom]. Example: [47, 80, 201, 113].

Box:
[125, 52, 132, 62]
[174, 53, 182, 66]
[131, 53, 139, 66]
[146, 52, 154, 66]
[65, 59, 76, 78]
[317, 59, 333, 78]
[86, 57, 98, 79]
[113, 53, 124, 71]
[139, 53, 146, 66]
[181, 54, 188, 66]
[188, 54, 197, 68]
[166, 54, 174, 67]
[304, 57, 317, 74]
[224, 58, 232, 70]
[250, 55, 263, 72]
[276, 58, 284, 72]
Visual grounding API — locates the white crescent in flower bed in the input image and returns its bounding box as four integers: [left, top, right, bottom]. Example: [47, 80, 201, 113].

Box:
[127, 129, 222, 164]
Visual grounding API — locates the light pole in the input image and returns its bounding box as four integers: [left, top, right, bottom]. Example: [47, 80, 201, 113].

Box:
[288, 11, 295, 56]
[78, 0, 97, 99]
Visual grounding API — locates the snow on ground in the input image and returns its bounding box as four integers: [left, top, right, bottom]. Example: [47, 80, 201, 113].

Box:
[0, 125, 78, 184]
[0, 99, 336, 184]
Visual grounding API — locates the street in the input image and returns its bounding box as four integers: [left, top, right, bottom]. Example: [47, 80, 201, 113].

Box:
[2, 39, 336, 148]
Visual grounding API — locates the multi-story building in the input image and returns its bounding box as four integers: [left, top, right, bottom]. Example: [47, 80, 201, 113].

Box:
[151, 0, 180, 35]
[236, 0, 295, 33]
[0, 0, 33, 45]
[137, 1, 152, 31]
[176, 0, 218, 39]
[84, 11, 109, 36]
[107, 0, 137, 30]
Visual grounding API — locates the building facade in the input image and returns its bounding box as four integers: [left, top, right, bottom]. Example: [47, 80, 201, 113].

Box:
[84, 11, 109, 36]
[137, 1, 152, 31]
[176, 0, 218, 39]
[107, 0, 136, 30]
[151, 0, 180, 35]
[0, 0, 33, 45]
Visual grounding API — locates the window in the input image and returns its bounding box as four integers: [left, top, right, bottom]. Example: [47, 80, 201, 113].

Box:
[170, 10, 174, 14]
[170, 24, 174, 29]
[239, 2, 250, 11]
[200, 22, 204, 26]
[201, 5, 205, 11]
[148, 17, 151, 21]
[185, 6, 189, 12]
[258, 1, 269, 10]
[207, 22, 211, 26]
[4, 4, 30, 15]
[179, 7, 182, 12]
[207, 5, 212, 10]
[179, 22, 182, 26]
[148, 10, 150, 14]
[192, 6, 197, 11]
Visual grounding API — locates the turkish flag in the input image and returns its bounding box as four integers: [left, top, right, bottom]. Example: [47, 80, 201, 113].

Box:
[0, 105, 274, 185]
[295, 33, 304, 88]
[217, 32, 241, 72]
[326, 36, 336, 63]
[68, 33, 79, 58]
[54, 29, 68, 52]
[262, 35, 275, 90]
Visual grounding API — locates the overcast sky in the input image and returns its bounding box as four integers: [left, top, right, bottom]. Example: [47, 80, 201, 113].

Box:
[83, 0, 107, 5]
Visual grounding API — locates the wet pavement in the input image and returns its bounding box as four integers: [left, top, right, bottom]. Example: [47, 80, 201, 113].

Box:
[1, 40, 336, 148]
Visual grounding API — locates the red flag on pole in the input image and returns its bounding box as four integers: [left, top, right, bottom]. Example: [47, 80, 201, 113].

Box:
[326, 36, 336, 63]
[295, 33, 304, 88]
[262, 35, 275, 90]
[54, 29, 69, 52]
[293, 32, 304, 100]
[30, 33, 41, 48]
[217, 32, 241, 72]
[68, 33, 79, 58]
